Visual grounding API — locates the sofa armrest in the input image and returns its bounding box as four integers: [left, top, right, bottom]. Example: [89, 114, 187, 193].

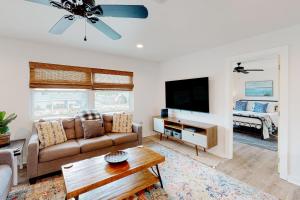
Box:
[27, 130, 39, 179]
[132, 123, 142, 145]
[0, 150, 14, 169]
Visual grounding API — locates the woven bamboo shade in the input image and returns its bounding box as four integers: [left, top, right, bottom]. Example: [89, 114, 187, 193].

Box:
[92, 68, 134, 91]
[29, 62, 92, 89]
[29, 62, 134, 90]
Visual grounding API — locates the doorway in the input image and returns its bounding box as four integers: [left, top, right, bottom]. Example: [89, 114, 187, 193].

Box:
[232, 56, 279, 151]
[227, 47, 289, 180]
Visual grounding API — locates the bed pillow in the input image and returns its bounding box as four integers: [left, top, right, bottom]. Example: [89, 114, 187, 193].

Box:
[235, 101, 248, 111]
[266, 102, 278, 113]
[253, 102, 268, 113]
[246, 101, 255, 111]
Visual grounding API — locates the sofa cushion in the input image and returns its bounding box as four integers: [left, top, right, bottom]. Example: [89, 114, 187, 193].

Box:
[77, 136, 113, 153]
[39, 140, 80, 162]
[107, 133, 138, 145]
[0, 165, 12, 200]
[103, 114, 113, 133]
[62, 118, 76, 140]
[75, 117, 84, 139]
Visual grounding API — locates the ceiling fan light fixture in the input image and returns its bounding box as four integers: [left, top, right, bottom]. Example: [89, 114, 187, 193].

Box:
[136, 44, 144, 49]
[25, 0, 149, 40]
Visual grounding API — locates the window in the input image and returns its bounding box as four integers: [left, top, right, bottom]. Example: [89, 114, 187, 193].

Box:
[32, 89, 88, 119]
[95, 91, 132, 113]
[30, 62, 134, 118]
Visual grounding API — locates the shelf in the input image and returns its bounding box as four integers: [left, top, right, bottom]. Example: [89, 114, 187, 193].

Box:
[79, 170, 159, 200]
[153, 116, 218, 154]
[165, 124, 182, 131]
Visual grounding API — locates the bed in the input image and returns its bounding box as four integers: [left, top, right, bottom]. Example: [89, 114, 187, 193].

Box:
[233, 100, 279, 140]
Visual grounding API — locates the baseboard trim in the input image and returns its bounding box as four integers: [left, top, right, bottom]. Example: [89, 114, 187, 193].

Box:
[287, 176, 300, 186]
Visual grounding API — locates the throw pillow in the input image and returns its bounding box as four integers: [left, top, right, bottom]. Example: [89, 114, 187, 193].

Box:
[253, 102, 268, 113]
[62, 119, 76, 140]
[81, 119, 105, 139]
[35, 120, 67, 149]
[79, 110, 102, 121]
[112, 113, 133, 133]
[235, 101, 247, 111]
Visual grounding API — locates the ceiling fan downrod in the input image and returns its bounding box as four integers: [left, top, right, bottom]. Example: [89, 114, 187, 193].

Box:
[84, 19, 87, 42]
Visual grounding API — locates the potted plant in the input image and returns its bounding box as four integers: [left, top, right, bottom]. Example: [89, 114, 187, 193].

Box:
[0, 111, 17, 147]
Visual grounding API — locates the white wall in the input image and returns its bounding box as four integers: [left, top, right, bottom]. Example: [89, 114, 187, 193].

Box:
[0, 37, 159, 156]
[157, 24, 300, 185]
[233, 58, 279, 101]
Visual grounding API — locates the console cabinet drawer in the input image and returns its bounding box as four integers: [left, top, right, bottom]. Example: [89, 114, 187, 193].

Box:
[182, 130, 207, 148]
[153, 118, 165, 133]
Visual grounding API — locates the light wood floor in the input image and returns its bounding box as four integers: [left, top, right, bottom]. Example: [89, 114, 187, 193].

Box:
[145, 134, 300, 200]
[144, 135, 225, 168]
[217, 141, 300, 200]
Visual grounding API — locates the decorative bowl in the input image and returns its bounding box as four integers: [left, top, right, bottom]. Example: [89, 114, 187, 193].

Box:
[104, 151, 128, 164]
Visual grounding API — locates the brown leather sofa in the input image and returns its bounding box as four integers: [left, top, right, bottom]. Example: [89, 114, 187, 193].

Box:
[27, 114, 142, 183]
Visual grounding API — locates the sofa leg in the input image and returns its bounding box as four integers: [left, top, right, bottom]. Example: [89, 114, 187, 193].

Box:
[29, 178, 37, 185]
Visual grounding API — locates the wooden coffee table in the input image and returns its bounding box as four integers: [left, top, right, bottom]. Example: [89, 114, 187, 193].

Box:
[62, 146, 165, 200]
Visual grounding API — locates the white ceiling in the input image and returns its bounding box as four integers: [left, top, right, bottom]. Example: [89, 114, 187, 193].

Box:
[1, 0, 300, 62]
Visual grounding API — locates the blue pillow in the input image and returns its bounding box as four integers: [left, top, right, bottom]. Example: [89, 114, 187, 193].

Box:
[235, 101, 247, 111]
[253, 102, 268, 113]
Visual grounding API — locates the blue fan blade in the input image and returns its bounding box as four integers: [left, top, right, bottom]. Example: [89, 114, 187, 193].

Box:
[101, 5, 148, 19]
[49, 15, 76, 35]
[88, 19, 121, 40]
[25, 0, 50, 6]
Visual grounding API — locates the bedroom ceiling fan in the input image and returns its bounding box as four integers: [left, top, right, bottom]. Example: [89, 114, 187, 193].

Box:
[233, 62, 264, 74]
[25, 0, 149, 40]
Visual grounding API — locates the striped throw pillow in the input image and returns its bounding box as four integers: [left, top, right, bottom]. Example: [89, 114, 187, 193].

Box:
[112, 113, 133, 133]
[35, 120, 67, 149]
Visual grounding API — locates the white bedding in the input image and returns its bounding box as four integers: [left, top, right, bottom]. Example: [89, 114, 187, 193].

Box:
[233, 110, 279, 139]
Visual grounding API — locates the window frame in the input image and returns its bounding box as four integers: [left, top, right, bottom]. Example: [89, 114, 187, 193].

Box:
[31, 89, 90, 120]
[94, 90, 134, 113]
[31, 89, 134, 119]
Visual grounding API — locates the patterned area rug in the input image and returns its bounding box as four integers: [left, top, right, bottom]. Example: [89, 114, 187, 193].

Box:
[234, 132, 278, 151]
[8, 143, 277, 200]
[7, 176, 167, 200]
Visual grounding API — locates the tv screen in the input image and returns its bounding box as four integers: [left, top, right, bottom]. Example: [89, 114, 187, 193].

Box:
[165, 77, 209, 113]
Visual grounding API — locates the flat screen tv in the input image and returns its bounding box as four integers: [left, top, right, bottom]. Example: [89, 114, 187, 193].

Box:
[165, 77, 209, 113]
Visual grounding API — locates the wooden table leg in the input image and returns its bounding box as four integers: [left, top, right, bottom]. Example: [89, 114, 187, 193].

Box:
[195, 145, 198, 156]
[160, 133, 163, 140]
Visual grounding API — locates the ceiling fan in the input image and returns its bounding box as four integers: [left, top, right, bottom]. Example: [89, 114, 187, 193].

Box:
[233, 62, 264, 74]
[25, 0, 149, 40]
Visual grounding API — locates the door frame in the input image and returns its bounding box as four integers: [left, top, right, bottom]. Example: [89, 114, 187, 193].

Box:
[226, 46, 289, 180]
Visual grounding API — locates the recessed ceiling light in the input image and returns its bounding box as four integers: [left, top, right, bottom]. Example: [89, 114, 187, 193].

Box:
[136, 44, 144, 49]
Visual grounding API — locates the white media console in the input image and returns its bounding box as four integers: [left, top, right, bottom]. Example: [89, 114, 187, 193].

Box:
[153, 116, 218, 155]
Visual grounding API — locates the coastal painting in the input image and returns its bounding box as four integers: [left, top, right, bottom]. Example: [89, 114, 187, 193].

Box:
[245, 81, 273, 97]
